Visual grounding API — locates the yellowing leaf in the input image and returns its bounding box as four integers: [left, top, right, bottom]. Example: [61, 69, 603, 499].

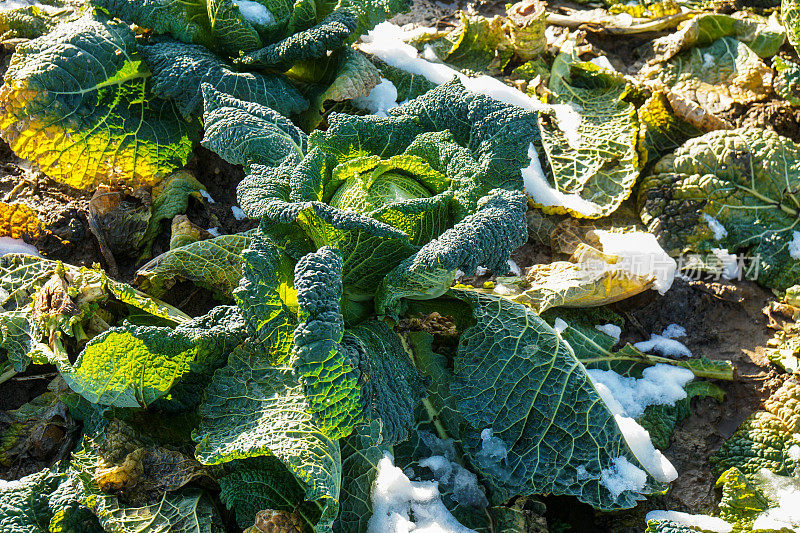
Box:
[0, 202, 43, 239]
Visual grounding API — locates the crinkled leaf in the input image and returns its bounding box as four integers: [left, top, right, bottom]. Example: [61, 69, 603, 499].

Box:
[449, 289, 665, 510]
[193, 354, 341, 531]
[207, 0, 261, 55]
[292, 246, 363, 440]
[786, 0, 800, 55]
[62, 306, 245, 408]
[637, 91, 703, 166]
[91, 0, 214, 48]
[774, 56, 800, 106]
[201, 85, 307, 172]
[539, 48, 640, 218]
[138, 170, 207, 255]
[0, 14, 199, 190]
[0, 202, 43, 239]
[639, 127, 800, 291]
[139, 39, 307, 119]
[136, 233, 252, 298]
[640, 37, 772, 115]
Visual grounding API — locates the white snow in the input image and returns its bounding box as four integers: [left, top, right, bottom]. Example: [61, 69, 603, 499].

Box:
[789, 445, 800, 461]
[586, 364, 694, 418]
[589, 55, 615, 71]
[661, 324, 687, 339]
[359, 23, 583, 147]
[521, 144, 603, 217]
[475, 266, 489, 276]
[703, 52, 716, 69]
[576, 465, 590, 480]
[231, 206, 246, 221]
[232, 0, 275, 25]
[634, 334, 692, 358]
[199, 189, 215, 204]
[454, 269, 465, 280]
[702, 214, 727, 240]
[645, 511, 732, 533]
[614, 415, 678, 482]
[507, 259, 521, 276]
[593, 230, 676, 294]
[422, 44, 439, 62]
[207, 227, 221, 237]
[0, 237, 40, 257]
[493, 282, 518, 296]
[595, 323, 621, 342]
[789, 231, 800, 260]
[352, 77, 400, 117]
[600, 456, 647, 498]
[711, 248, 740, 280]
[475, 428, 510, 482]
[751, 468, 800, 531]
[367, 454, 478, 533]
[554, 317, 569, 334]
[419, 455, 488, 508]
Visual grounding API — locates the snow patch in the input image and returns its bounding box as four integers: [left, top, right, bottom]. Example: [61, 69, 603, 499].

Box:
[359, 23, 582, 147]
[352, 77, 400, 117]
[231, 206, 246, 221]
[455, 269, 465, 280]
[493, 283, 518, 296]
[599, 456, 647, 498]
[661, 324, 687, 339]
[789, 445, 800, 461]
[521, 144, 603, 217]
[422, 44, 439, 62]
[702, 214, 727, 240]
[419, 455, 488, 509]
[645, 511, 732, 533]
[614, 415, 678, 482]
[586, 364, 694, 418]
[554, 318, 569, 334]
[0, 237, 40, 257]
[199, 189, 215, 204]
[595, 323, 621, 342]
[789, 231, 800, 260]
[507, 259, 521, 276]
[207, 227, 221, 237]
[475, 266, 489, 276]
[475, 429, 510, 482]
[634, 334, 692, 358]
[589, 55, 615, 71]
[703, 52, 717, 68]
[751, 468, 800, 531]
[367, 454, 478, 533]
[711, 248, 740, 280]
[593, 230, 676, 294]
[233, 0, 275, 25]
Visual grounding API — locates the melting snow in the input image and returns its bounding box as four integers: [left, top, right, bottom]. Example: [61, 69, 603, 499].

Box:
[199, 189, 215, 204]
[751, 468, 800, 531]
[352, 77, 400, 116]
[599, 456, 647, 498]
[634, 334, 692, 358]
[702, 214, 727, 240]
[475, 266, 489, 276]
[645, 511, 732, 533]
[493, 283, 518, 296]
[711, 248, 740, 280]
[233, 0, 275, 25]
[789, 445, 800, 461]
[231, 206, 246, 221]
[589, 55, 615, 71]
[789, 231, 800, 260]
[593, 230, 676, 294]
[367, 454, 478, 533]
[521, 144, 603, 217]
[475, 428, 511, 483]
[661, 324, 687, 339]
[703, 52, 716, 68]
[586, 364, 694, 418]
[595, 323, 621, 342]
[614, 415, 678, 482]
[554, 318, 569, 334]
[207, 227, 221, 237]
[507, 259, 521, 276]
[359, 23, 583, 147]
[0, 237, 40, 257]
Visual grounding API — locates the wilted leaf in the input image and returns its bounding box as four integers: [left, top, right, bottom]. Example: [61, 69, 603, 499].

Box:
[0, 202, 43, 239]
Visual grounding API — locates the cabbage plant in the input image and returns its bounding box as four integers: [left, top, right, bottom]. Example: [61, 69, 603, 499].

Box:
[0, 0, 407, 190]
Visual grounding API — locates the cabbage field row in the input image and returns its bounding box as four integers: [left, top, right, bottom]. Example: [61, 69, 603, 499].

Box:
[1, 0, 800, 531]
